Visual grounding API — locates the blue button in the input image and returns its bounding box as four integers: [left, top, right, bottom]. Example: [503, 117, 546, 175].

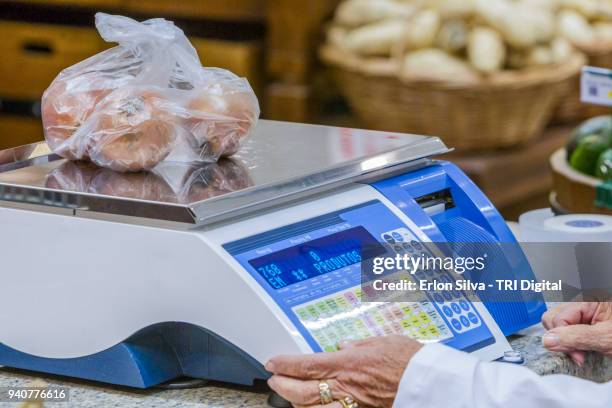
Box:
[460, 315, 470, 328]
[442, 291, 452, 301]
[411, 240, 422, 250]
[402, 242, 414, 252]
[392, 232, 404, 241]
[433, 293, 444, 303]
[451, 319, 462, 331]
[383, 234, 395, 244]
[451, 303, 461, 314]
[468, 312, 479, 324]
[459, 300, 470, 311]
[452, 290, 462, 298]
[394, 245, 404, 253]
[442, 306, 453, 317]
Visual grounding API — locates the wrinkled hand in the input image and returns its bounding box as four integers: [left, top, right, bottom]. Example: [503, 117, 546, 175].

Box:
[266, 335, 423, 408]
[542, 302, 612, 366]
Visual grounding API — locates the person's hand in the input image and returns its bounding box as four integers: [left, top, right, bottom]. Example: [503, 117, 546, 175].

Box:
[266, 335, 423, 408]
[542, 302, 612, 366]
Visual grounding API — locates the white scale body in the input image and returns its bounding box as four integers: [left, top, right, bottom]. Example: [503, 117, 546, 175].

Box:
[0, 185, 508, 361]
[0, 121, 543, 388]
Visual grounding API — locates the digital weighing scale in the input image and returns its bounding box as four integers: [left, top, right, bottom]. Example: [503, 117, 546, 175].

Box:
[0, 121, 546, 388]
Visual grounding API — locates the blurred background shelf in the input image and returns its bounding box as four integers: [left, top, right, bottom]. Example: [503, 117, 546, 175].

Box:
[12, 0, 264, 21]
[0, 21, 108, 101]
[0, 0, 340, 122]
[447, 125, 572, 220]
[17, 0, 123, 8]
[319, 111, 573, 220]
[123, 0, 265, 22]
[0, 0, 598, 220]
[0, 114, 44, 150]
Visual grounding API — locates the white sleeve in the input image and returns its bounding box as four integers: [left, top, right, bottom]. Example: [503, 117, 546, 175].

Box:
[393, 343, 612, 408]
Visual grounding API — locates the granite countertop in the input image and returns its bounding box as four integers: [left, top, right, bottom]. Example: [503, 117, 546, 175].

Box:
[510, 325, 611, 381]
[0, 325, 609, 408]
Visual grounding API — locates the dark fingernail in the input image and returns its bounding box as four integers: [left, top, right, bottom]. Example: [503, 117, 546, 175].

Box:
[542, 333, 560, 348]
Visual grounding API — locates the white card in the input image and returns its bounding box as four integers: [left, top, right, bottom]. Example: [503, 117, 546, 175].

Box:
[581, 66, 612, 107]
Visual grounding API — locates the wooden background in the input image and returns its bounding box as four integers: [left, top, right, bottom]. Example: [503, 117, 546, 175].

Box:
[0, 0, 576, 219]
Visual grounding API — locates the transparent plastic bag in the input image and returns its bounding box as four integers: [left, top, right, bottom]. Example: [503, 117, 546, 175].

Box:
[42, 13, 260, 172]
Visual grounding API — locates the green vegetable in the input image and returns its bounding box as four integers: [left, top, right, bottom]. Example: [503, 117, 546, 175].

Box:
[567, 116, 612, 160]
[570, 134, 610, 176]
[595, 148, 612, 181]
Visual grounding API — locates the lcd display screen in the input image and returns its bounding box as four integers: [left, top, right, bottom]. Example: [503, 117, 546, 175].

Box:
[249, 226, 385, 289]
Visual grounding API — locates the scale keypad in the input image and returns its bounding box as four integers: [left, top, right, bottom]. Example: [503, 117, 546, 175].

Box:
[381, 228, 482, 335]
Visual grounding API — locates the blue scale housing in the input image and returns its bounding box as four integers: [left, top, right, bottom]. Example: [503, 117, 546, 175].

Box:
[371, 161, 547, 335]
[0, 161, 546, 388]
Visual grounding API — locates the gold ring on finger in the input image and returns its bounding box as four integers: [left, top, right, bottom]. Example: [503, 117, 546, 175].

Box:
[318, 380, 333, 405]
[339, 395, 359, 408]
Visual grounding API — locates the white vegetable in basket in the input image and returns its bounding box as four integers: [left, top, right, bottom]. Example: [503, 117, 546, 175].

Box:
[402, 9, 441, 50]
[525, 5, 556, 43]
[507, 47, 553, 69]
[401, 48, 480, 83]
[344, 19, 407, 56]
[594, 22, 612, 42]
[335, 0, 416, 27]
[426, 0, 475, 19]
[600, 0, 612, 20]
[507, 37, 572, 69]
[475, 0, 555, 48]
[327, 25, 349, 50]
[551, 37, 574, 63]
[526, 46, 554, 66]
[435, 19, 469, 53]
[558, 9, 596, 47]
[468, 27, 506, 73]
[521, 0, 561, 11]
[559, 0, 599, 18]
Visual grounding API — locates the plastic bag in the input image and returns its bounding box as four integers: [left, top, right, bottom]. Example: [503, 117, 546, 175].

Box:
[42, 13, 260, 172]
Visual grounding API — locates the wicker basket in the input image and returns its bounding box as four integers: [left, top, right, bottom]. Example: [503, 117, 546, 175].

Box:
[320, 45, 585, 151]
[553, 43, 612, 123]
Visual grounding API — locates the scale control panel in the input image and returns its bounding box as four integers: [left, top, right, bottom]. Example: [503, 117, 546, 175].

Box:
[381, 227, 483, 335]
[224, 200, 495, 353]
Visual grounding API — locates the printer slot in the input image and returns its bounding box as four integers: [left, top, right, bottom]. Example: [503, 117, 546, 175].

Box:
[416, 188, 455, 216]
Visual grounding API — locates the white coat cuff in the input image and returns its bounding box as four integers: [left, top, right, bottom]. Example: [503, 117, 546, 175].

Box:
[392, 343, 479, 408]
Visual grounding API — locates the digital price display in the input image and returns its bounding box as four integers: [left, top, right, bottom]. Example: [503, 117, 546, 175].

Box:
[249, 226, 385, 290]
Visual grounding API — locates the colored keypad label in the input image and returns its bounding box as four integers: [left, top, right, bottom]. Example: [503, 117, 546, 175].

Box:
[293, 286, 453, 352]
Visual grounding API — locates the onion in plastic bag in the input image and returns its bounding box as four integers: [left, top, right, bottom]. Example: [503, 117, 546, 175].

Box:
[41, 13, 260, 172]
